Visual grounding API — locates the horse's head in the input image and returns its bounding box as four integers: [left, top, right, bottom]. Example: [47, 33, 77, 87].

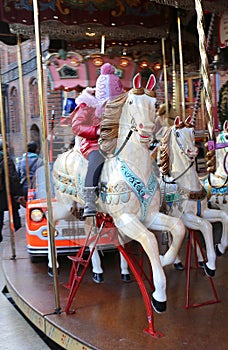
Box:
[125, 73, 157, 143]
[172, 116, 199, 161]
[160, 116, 199, 175]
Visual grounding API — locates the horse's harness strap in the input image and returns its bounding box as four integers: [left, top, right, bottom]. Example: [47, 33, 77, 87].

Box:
[178, 186, 207, 201]
[119, 158, 158, 221]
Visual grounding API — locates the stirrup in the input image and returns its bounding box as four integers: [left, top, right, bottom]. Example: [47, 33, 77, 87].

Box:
[83, 207, 97, 218]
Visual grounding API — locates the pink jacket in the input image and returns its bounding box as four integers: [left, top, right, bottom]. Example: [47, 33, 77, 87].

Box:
[71, 102, 101, 159]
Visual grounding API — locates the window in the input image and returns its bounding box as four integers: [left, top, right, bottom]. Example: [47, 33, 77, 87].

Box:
[9, 87, 20, 133]
[29, 78, 39, 118]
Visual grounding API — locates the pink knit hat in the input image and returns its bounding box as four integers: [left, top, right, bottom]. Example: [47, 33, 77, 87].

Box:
[95, 63, 124, 105]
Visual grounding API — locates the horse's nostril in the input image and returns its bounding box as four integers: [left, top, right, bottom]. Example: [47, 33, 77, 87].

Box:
[139, 123, 143, 129]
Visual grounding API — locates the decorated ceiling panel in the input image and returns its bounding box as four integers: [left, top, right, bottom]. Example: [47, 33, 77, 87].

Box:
[1, 1, 227, 34]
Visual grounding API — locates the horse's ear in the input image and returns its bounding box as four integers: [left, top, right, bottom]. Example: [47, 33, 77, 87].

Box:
[133, 73, 141, 89]
[174, 116, 181, 127]
[185, 115, 193, 126]
[146, 74, 156, 90]
[223, 120, 228, 132]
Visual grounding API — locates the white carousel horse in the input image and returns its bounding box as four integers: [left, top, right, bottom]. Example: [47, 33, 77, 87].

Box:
[202, 120, 228, 210]
[52, 73, 186, 313]
[201, 120, 228, 255]
[159, 116, 228, 275]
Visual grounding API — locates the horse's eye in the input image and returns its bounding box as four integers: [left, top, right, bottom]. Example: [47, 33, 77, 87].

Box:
[176, 131, 180, 137]
[129, 100, 133, 105]
[225, 135, 228, 140]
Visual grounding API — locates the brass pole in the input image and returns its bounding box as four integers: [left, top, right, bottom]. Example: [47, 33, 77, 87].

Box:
[177, 14, 185, 119]
[0, 64, 16, 258]
[161, 37, 169, 118]
[32, 0, 61, 313]
[101, 35, 105, 54]
[17, 35, 30, 188]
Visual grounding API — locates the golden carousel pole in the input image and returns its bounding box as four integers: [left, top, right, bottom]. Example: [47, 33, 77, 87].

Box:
[177, 12, 185, 120]
[161, 37, 169, 117]
[32, 0, 61, 313]
[0, 65, 16, 258]
[17, 34, 30, 188]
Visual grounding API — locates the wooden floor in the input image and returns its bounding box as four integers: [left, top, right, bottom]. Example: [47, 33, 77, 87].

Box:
[2, 225, 228, 350]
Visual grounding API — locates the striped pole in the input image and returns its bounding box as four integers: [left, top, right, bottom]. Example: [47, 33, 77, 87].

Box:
[195, 0, 214, 140]
[192, 12, 215, 127]
[172, 46, 177, 112]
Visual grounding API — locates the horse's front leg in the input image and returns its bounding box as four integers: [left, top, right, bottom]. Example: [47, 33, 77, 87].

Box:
[114, 213, 167, 311]
[202, 208, 228, 255]
[182, 213, 216, 275]
[147, 213, 186, 267]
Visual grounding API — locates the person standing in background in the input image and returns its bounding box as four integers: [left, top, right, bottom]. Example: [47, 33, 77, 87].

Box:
[0, 140, 26, 243]
[16, 141, 41, 199]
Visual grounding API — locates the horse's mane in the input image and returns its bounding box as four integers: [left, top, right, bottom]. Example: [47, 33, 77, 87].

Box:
[99, 92, 128, 155]
[159, 118, 194, 175]
[159, 127, 172, 175]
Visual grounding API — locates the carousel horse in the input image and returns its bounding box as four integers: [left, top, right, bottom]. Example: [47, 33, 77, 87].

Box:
[159, 116, 228, 275]
[52, 73, 186, 313]
[201, 120, 228, 255]
[202, 120, 228, 210]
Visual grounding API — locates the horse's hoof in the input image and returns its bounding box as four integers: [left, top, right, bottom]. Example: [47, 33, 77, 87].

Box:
[204, 264, 215, 277]
[173, 262, 185, 271]
[215, 244, 223, 257]
[121, 274, 131, 282]
[48, 267, 60, 277]
[198, 261, 205, 269]
[151, 297, 167, 314]
[92, 273, 104, 284]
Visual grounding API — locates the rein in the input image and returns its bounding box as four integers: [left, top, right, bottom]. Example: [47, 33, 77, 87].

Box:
[99, 119, 137, 159]
[224, 152, 228, 176]
[208, 172, 228, 189]
[162, 161, 194, 184]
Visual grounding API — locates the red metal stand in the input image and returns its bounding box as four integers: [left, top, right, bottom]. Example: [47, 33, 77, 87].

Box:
[185, 229, 220, 309]
[64, 213, 163, 338]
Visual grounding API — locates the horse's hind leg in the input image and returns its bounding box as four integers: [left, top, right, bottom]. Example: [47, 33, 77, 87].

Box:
[148, 213, 186, 267]
[182, 213, 216, 273]
[203, 208, 228, 255]
[114, 213, 167, 309]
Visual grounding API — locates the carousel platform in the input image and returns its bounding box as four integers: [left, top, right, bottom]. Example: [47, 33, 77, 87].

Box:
[2, 225, 228, 350]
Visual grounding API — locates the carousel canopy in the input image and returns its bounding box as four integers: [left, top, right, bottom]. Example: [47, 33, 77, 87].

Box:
[0, 1, 227, 65]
